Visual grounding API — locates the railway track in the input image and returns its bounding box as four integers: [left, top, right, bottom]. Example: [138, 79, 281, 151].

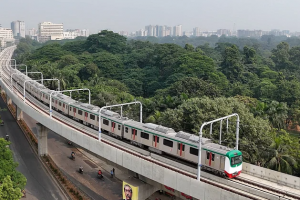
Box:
[1, 48, 300, 200]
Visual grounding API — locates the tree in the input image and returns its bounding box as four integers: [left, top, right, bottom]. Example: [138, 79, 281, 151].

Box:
[85, 30, 127, 54]
[220, 45, 244, 82]
[265, 130, 297, 174]
[157, 97, 271, 163]
[0, 139, 27, 191]
[271, 42, 292, 70]
[0, 176, 22, 200]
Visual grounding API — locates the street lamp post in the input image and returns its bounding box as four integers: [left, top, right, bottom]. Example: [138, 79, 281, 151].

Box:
[197, 113, 239, 181]
[98, 101, 142, 141]
[49, 89, 91, 118]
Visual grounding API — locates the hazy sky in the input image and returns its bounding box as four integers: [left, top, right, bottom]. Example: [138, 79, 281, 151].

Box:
[1, 0, 299, 33]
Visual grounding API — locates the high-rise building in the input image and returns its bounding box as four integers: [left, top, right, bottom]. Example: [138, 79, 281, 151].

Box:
[38, 22, 63, 43]
[173, 25, 182, 36]
[27, 28, 37, 36]
[158, 26, 166, 37]
[193, 27, 200, 36]
[145, 25, 155, 36]
[11, 21, 25, 38]
[165, 26, 172, 36]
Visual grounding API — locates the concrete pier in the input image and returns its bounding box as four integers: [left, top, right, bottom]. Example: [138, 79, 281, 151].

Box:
[17, 105, 23, 120]
[37, 123, 48, 156]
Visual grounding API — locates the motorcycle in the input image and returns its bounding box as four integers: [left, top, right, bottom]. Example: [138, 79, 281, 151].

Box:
[78, 167, 83, 174]
[70, 152, 75, 160]
[97, 174, 103, 179]
[5, 135, 9, 141]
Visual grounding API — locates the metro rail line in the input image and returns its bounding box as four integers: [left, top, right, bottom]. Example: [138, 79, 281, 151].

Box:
[1, 47, 300, 200]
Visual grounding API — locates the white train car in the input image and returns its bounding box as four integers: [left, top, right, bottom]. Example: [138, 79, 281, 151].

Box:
[52, 94, 75, 116]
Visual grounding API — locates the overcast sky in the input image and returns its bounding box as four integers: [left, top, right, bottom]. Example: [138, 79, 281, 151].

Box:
[0, 0, 299, 33]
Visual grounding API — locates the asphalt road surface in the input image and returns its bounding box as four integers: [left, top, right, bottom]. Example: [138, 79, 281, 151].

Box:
[23, 111, 123, 200]
[0, 98, 67, 200]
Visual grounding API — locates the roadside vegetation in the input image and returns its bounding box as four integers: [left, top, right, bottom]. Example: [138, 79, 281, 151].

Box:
[13, 31, 300, 176]
[0, 138, 27, 200]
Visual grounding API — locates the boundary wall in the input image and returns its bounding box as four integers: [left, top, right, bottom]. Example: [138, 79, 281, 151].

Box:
[0, 79, 251, 200]
[242, 163, 300, 189]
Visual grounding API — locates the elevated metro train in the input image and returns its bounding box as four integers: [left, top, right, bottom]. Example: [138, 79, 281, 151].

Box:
[6, 66, 242, 178]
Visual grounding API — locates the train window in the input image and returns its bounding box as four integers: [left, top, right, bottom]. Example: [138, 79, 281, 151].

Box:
[103, 119, 109, 125]
[231, 156, 242, 165]
[59, 102, 61, 106]
[125, 127, 128, 133]
[153, 135, 159, 143]
[206, 152, 210, 159]
[70, 107, 72, 111]
[189, 147, 198, 156]
[131, 129, 137, 135]
[111, 122, 116, 128]
[78, 110, 82, 115]
[163, 139, 173, 147]
[118, 125, 121, 130]
[90, 114, 95, 120]
[212, 154, 215, 161]
[141, 132, 149, 140]
[177, 143, 185, 151]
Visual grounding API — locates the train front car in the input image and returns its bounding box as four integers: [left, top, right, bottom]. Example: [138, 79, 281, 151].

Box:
[225, 150, 242, 178]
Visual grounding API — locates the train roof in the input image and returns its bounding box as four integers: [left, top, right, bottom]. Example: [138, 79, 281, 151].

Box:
[54, 93, 76, 103]
[202, 143, 233, 155]
[175, 131, 212, 145]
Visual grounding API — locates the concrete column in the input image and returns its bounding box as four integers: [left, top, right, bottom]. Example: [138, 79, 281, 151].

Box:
[37, 123, 48, 156]
[6, 95, 12, 105]
[17, 106, 23, 120]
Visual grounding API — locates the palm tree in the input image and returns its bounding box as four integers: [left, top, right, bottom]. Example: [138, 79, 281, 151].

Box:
[265, 132, 296, 174]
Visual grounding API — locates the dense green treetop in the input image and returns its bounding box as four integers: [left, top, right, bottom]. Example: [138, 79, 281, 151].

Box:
[13, 31, 300, 176]
[0, 139, 26, 199]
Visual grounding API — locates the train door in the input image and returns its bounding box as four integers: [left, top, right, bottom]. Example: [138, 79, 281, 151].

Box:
[84, 112, 88, 121]
[111, 122, 116, 133]
[177, 143, 185, 157]
[205, 152, 215, 167]
[132, 128, 137, 141]
[152, 135, 159, 148]
[220, 156, 225, 170]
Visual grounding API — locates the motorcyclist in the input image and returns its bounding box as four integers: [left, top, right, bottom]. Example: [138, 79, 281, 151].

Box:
[98, 170, 102, 175]
[71, 152, 75, 159]
[79, 166, 83, 173]
[5, 135, 9, 141]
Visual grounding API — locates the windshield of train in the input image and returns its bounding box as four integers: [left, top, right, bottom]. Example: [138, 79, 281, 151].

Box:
[231, 155, 242, 165]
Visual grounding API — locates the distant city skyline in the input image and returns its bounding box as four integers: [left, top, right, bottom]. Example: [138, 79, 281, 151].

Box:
[1, 0, 300, 34]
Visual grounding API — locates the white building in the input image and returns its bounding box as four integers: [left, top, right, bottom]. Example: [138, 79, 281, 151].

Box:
[173, 25, 182, 36]
[38, 22, 64, 43]
[0, 28, 14, 47]
[80, 29, 89, 37]
[11, 21, 25, 38]
[63, 31, 80, 39]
